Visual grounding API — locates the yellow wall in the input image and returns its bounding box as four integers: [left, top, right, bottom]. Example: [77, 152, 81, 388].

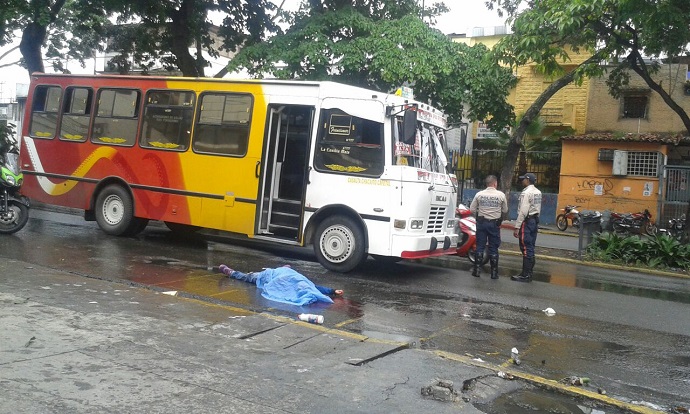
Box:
[586, 64, 690, 134]
[452, 34, 592, 140]
[559, 140, 667, 214]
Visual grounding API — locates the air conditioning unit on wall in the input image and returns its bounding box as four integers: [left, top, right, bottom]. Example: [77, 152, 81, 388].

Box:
[612, 150, 628, 176]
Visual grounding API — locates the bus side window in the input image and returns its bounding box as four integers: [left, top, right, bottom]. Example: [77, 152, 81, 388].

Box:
[141, 90, 194, 151]
[92, 89, 140, 146]
[29, 85, 62, 139]
[193, 93, 252, 156]
[60, 87, 93, 142]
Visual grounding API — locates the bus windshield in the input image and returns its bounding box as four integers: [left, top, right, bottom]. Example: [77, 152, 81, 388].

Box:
[394, 117, 449, 173]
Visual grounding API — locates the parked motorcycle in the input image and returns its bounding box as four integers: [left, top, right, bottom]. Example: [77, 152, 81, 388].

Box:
[664, 214, 686, 241]
[610, 209, 657, 236]
[455, 204, 489, 265]
[556, 205, 580, 231]
[0, 145, 30, 234]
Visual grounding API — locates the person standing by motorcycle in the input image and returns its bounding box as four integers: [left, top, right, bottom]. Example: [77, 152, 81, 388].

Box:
[469, 175, 508, 279]
[511, 173, 542, 282]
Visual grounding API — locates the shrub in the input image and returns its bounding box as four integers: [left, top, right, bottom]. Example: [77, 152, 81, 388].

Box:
[587, 232, 690, 270]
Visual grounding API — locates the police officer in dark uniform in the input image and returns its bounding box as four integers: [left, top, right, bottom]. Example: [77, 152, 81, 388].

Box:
[511, 173, 542, 282]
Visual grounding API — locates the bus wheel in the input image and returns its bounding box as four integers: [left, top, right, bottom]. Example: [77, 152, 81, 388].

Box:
[124, 218, 149, 236]
[313, 215, 366, 273]
[95, 185, 134, 236]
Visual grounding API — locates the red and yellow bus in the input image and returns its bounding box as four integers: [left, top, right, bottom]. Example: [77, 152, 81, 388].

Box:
[20, 73, 458, 272]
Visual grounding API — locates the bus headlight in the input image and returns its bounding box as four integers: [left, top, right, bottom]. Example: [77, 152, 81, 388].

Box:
[410, 219, 424, 230]
[447, 218, 458, 228]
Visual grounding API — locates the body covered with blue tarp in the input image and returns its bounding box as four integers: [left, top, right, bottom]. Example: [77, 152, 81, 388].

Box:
[234, 267, 334, 306]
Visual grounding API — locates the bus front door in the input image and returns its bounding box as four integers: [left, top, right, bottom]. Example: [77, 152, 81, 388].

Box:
[258, 105, 314, 241]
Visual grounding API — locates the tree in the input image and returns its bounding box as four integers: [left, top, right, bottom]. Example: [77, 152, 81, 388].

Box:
[1, 0, 279, 78]
[1, 0, 111, 75]
[226, 0, 515, 129]
[487, 0, 611, 193]
[489, 0, 690, 234]
[106, 0, 278, 77]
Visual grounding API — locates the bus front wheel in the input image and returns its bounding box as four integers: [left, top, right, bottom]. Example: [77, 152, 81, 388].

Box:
[95, 185, 135, 236]
[313, 215, 366, 273]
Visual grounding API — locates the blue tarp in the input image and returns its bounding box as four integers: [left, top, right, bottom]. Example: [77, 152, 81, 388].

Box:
[252, 267, 334, 306]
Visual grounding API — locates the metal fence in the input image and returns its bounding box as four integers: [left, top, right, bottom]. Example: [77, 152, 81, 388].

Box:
[451, 149, 562, 197]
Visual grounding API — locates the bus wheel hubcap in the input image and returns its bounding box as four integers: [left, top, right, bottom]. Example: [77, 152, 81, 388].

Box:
[320, 226, 353, 263]
[102, 195, 124, 225]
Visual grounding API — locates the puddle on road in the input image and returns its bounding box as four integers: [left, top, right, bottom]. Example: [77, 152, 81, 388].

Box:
[475, 388, 628, 414]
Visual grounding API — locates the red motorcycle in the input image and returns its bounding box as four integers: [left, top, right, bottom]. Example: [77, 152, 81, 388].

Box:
[455, 204, 489, 265]
[556, 205, 580, 231]
[610, 209, 657, 236]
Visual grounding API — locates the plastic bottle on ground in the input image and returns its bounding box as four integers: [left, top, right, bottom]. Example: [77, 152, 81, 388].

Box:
[298, 313, 324, 324]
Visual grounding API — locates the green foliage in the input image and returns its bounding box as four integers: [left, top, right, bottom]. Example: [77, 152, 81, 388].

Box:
[0, 122, 16, 155]
[227, 2, 515, 130]
[587, 232, 690, 270]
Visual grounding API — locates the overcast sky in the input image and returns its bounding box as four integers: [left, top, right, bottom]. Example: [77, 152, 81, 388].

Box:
[0, 0, 505, 101]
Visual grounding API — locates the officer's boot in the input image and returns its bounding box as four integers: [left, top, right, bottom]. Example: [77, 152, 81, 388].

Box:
[511, 257, 531, 282]
[489, 255, 499, 279]
[471, 252, 481, 277]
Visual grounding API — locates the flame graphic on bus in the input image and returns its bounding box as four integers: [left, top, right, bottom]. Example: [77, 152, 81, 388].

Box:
[23, 137, 117, 196]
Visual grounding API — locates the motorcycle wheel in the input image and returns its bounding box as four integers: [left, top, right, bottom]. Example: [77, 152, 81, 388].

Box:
[644, 222, 658, 236]
[0, 201, 29, 234]
[556, 214, 568, 231]
[612, 221, 627, 234]
[467, 247, 490, 265]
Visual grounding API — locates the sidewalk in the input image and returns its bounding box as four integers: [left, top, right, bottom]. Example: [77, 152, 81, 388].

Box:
[0, 260, 655, 414]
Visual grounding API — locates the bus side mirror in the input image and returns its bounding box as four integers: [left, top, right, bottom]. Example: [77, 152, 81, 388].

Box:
[402, 109, 417, 145]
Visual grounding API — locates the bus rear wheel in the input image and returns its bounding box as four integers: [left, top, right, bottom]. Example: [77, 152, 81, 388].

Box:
[95, 185, 135, 236]
[313, 215, 366, 273]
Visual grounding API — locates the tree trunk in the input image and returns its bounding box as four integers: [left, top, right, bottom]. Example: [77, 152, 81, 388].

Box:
[498, 70, 579, 194]
[170, 0, 203, 77]
[498, 54, 603, 196]
[19, 0, 68, 76]
[19, 22, 47, 74]
[627, 52, 690, 239]
[627, 52, 690, 134]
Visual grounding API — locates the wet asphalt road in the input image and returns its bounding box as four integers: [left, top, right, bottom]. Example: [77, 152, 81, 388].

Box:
[2, 207, 690, 412]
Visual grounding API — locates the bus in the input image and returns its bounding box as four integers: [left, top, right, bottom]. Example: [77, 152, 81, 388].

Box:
[20, 73, 458, 272]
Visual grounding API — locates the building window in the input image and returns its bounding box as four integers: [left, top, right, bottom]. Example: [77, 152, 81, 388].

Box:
[627, 151, 660, 177]
[622, 95, 648, 119]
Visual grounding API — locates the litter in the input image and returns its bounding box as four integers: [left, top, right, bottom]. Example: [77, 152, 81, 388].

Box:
[542, 307, 556, 315]
[297, 313, 324, 324]
[162, 291, 178, 296]
[497, 371, 514, 380]
[511, 347, 521, 365]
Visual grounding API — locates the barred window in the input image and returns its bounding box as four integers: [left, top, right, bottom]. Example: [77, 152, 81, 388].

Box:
[627, 151, 661, 177]
[621, 95, 648, 119]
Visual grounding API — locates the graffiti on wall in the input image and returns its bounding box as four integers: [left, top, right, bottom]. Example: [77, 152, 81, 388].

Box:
[576, 178, 613, 195]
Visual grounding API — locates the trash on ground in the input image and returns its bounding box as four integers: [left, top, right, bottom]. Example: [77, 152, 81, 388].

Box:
[297, 313, 324, 324]
[421, 379, 457, 402]
[511, 347, 521, 365]
[162, 291, 178, 296]
[24, 336, 36, 348]
[560, 376, 590, 386]
[497, 371, 514, 380]
[542, 307, 556, 315]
